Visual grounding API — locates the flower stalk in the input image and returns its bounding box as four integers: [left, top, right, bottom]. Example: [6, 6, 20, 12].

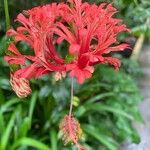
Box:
[4, 0, 10, 30]
[69, 77, 74, 116]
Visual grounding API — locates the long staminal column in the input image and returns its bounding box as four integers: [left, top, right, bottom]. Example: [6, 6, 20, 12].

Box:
[59, 78, 86, 150]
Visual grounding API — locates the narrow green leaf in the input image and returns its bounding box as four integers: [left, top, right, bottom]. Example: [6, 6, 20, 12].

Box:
[19, 117, 30, 137]
[0, 36, 9, 56]
[28, 91, 38, 128]
[0, 111, 5, 134]
[11, 137, 50, 150]
[0, 89, 5, 104]
[83, 124, 118, 150]
[1, 98, 20, 113]
[79, 104, 134, 120]
[50, 129, 58, 150]
[1, 112, 16, 150]
[85, 92, 114, 104]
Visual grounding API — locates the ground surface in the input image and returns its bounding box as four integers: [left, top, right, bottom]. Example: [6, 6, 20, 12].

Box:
[122, 42, 150, 150]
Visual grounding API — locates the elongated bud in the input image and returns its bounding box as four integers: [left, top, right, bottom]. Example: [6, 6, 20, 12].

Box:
[10, 74, 32, 98]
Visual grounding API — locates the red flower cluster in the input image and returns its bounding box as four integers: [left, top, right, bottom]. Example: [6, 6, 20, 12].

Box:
[5, 0, 129, 97]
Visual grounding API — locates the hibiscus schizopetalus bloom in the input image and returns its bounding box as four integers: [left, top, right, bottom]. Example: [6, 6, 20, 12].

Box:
[5, 0, 129, 87]
[5, 0, 129, 149]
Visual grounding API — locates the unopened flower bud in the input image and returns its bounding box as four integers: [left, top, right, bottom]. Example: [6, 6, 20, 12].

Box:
[54, 71, 66, 81]
[10, 74, 32, 98]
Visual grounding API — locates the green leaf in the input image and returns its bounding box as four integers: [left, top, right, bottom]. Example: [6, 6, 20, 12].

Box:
[79, 103, 134, 120]
[0, 36, 10, 56]
[83, 124, 118, 150]
[0, 77, 11, 90]
[11, 137, 50, 150]
[50, 129, 58, 150]
[19, 117, 30, 137]
[0, 112, 16, 150]
[28, 91, 38, 128]
[0, 111, 5, 134]
[132, 24, 150, 36]
[0, 98, 20, 113]
[85, 92, 114, 104]
[0, 89, 5, 104]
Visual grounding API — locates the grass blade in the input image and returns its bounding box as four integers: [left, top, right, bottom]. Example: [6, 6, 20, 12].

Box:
[19, 117, 30, 137]
[0, 89, 5, 104]
[0, 111, 16, 150]
[11, 137, 50, 150]
[1, 98, 20, 113]
[85, 92, 114, 104]
[28, 91, 38, 128]
[50, 128, 58, 150]
[83, 124, 118, 150]
[81, 103, 134, 120]
[0, 111, 5, 134]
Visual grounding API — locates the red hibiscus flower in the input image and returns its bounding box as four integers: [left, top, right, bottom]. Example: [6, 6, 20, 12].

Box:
[5, 0, 129, 96]
[4, 1, 130, 149]
[53, 0, 129, 83]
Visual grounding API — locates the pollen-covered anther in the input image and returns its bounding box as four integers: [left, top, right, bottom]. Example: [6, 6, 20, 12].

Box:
[10, 74, 32, 98]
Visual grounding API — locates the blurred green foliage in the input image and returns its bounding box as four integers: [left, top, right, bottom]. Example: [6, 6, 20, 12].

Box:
[0, 0, 145, 150]
[114, 0, 150, 39]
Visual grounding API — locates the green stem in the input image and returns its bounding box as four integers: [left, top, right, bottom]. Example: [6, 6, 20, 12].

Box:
[4, 0, 10, 30]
